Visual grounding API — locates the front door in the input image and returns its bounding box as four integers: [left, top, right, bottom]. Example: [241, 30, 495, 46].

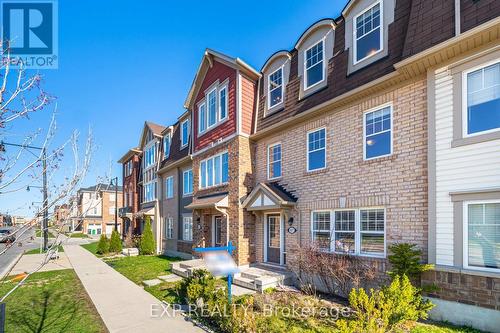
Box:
[214, 216, 223, 247]
[266, 214, 281, 264]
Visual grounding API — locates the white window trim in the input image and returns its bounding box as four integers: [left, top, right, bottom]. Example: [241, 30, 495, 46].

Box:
[166, 217, 174, 239]
[165, 176, 174, 199]
[363, 102, 393, 161]
[199, 151, 229, 190]
[463, 199, 500, 273]
[462, 59, 500, 138]
[267, 142, 282, 180]
[183, 216, 193, 242]
[180, 119, 190, 149]
[163, 133, 171, 159]
[183, 169, 193, 196]
[306, 127, 327, 172]
[206, 86, 218, 129]
[303, 39, 326, 91]
[219, 83, 228, 121]
[198, 80, 230, 136]
[198, 102, 207, 134]
[310, 207, 386, 258]
[268, 66, 284, 109]
[353, 0, 384, 65]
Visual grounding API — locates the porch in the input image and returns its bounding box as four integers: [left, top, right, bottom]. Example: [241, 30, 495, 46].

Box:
[171, 259, 294, 293]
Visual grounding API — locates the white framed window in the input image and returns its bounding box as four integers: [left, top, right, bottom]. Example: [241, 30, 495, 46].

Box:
[463, 61, 500, 137]
[464, 200, 500, 272]
[267, 143, 282, 180]
[183, 216, 193, 241]
[268, 67, 284, 108]
[165, 176, 174, 199]
[219, 84, 228, 120]
[124, 160, 133, 177]
[198, 103, 206, 134]
[364, 104, 392, 160]
[199, 151, 229, 189]
[307, 128, 326, 171]
[353, 1, 383, 64]
[181, 119, 190, 148]
[108, 206, 115, 215]
[165, 217, 174, 239]
[304, 40, 324, 89]
[311, 208, 386, 257]
[183, 169, 193, 196]
[207, 88, 217, 128]
[163, 133, 171, 158]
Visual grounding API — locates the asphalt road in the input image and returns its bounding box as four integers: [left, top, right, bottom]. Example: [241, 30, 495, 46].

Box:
[0, 227, 38, 278]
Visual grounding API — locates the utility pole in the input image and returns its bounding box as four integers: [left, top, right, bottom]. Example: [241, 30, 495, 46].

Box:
[42, 148, 48, 251]
[112, 176, 118, 231]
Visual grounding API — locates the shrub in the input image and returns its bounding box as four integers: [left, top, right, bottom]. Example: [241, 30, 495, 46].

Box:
[336, 275, 434, 333]
[293, 246, 376, 297]
[109, 229, 123, 253]
[388, 243, 433, 280]
[139, 219, 155, 255]
[96, 234, 110, 255]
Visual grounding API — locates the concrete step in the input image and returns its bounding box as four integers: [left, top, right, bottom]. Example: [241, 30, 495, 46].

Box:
[179, 259, 204, 270]
[241, 271, 262, 280]
[172, 265, 189, 278]
[233, 276, 256, 290]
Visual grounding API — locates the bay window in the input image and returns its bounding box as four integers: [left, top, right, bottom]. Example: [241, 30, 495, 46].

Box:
[199, 151, 229, 189]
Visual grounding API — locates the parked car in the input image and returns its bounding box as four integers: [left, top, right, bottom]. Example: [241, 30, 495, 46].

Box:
[0, 228, 16, 243]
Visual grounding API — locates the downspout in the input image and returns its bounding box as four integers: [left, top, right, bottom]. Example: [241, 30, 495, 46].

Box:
[454, 0, 461, 36]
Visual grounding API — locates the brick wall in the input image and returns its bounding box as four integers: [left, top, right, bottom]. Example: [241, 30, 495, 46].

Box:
[422, 270, 500, 310]
[253, 78, 428, 270]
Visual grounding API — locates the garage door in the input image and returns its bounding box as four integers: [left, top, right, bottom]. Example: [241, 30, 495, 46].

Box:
[105, 223, 120, 235]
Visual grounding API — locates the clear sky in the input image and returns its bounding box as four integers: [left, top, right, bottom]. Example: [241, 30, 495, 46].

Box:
[0, 0, 345, 216]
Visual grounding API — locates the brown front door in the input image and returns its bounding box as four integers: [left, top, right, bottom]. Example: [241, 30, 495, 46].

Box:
[266, 214, 281, 264]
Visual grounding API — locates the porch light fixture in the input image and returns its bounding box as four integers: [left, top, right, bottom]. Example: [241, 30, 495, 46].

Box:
[288, 217, 294, 226]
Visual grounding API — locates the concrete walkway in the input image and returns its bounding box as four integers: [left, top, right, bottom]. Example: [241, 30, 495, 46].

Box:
[10, 252, 72, 275]
[63, 244, 204, 333]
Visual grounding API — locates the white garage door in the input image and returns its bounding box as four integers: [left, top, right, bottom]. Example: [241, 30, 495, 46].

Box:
[105, 223, 120, 235]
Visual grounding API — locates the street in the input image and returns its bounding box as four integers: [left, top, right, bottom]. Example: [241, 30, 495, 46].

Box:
[0, 227, 38, 278]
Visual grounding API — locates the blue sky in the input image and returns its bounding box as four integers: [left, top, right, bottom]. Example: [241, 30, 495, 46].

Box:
[1, 0, 345, 216]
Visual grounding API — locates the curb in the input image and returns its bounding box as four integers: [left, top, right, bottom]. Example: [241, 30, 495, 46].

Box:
[0, 252, 23, 279]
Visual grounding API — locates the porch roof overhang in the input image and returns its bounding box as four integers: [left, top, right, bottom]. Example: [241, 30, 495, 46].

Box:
[135, 207, 154, 217]
[186, 194, 229, 210]
[242, 183, 297, 211]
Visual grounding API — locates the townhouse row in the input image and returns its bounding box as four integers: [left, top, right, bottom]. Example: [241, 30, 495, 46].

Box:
[117, 0, 500, 329]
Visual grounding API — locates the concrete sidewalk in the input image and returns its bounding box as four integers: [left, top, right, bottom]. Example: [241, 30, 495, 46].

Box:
[63, 244, 204, 333]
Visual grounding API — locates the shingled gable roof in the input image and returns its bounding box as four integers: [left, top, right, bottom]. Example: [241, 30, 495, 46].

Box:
[138, 121, 166, 149]
[184, 48, 260, 110]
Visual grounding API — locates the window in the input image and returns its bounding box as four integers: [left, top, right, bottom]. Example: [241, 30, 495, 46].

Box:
[304, 40, 324, 89]
[219, 85, 227, 120]
[354, 2, 382, 63]
[268, 143, 282, 179]
[198, 103, 206, 133]
[208, 89, 217, 127]
[312, 211, 331, 250]
[199, 152, 229, 189]
[144, 181, 156, 202]
[183, 216, 193, 241]
[311, 208, 385, 256]
[124, 160, 133, 177]
[307, 128, 326, 171]
[109, 206, 115, 215]
[143, 143, 156, 168]
[163, 133, 171, 158]
[268, 67, 283, 108]
[181, 119, 190, 148]
[465, 201, 500, 271]
[165, 176, 174, 199]
[364, 105, 392, 159]
[166, 217, 174, 239]
[464, 62, 500, 136]
[183, 169, 193, 195]
[109, 193, 116, 202]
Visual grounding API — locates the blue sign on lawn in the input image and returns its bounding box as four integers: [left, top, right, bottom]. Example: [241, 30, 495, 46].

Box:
[194, 241, 239, 303]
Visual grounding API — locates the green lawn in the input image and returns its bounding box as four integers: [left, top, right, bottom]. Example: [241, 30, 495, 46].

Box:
[104, 255, 181, 284]
[69, 232, 89, 238]
[35, 229, 55, 238]
[0, 269, 106, 333]
[81, 242, 101, 256]
[412, 322, 483, 333]
[24, 245, 64, 255]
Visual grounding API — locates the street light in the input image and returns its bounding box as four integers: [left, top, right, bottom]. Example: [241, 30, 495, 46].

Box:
[0, 141, 48, 251]
[110, 177, 119, 232]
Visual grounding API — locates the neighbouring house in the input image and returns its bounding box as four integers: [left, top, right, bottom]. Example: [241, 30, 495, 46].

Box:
[118, 147, 142, 240]
[53, 204, 70, 227]
[76, 184, 123, 237]
[157, 114, 194, 259]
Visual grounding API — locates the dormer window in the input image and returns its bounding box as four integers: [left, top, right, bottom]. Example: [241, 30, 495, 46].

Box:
[198, 81, 229, 135]
[181, 119, 190, 148]
[354, 2, 382, 64]
[268, 67, 283, 108]
[163, 133, 171, 158]
[304, 40, 324, 89]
